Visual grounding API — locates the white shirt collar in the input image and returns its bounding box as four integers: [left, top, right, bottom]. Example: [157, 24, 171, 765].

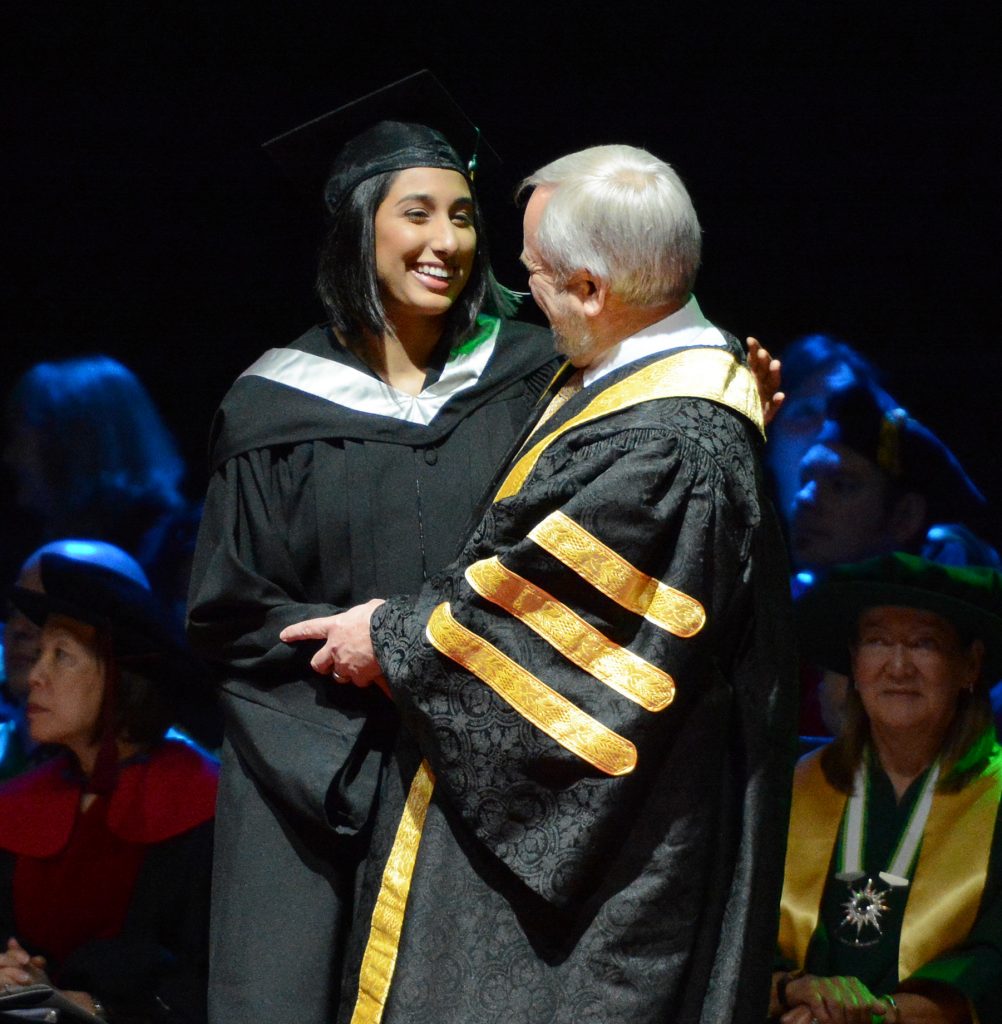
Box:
[582, 295, 728, 389]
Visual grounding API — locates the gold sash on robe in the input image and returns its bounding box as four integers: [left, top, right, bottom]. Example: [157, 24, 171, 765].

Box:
[778, 747, 1002, 980]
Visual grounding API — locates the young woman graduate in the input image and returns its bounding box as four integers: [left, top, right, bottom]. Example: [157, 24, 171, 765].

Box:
[185, 73, 557, 1024]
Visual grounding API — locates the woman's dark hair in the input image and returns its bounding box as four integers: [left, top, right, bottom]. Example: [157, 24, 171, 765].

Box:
[6, 355, 186, 542]
[88, 630, 174, 750]
[821, 625, 993, 794]
[114, 665, 174, 747]
[315, 169, 517, 350]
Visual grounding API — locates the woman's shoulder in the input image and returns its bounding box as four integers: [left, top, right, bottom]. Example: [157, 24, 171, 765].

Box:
[0, 754, 80, 856]
[497, 316, 551, 344]
[792, 745, 832, 788]
[239, 324, 338, 373]
[207, 325, 362, 466]
[107, 740, 219, 844]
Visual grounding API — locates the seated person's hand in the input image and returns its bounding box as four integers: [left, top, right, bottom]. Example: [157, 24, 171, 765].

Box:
[2, 937, 106, 1018]
[782, 972, 892, 1024]
[1, 936, 48, 988]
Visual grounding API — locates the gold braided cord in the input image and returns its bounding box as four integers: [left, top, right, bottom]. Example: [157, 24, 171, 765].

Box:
[528, 511, 705, 637]
[425, 602, 637, 776]
[465, 557, 675, 712]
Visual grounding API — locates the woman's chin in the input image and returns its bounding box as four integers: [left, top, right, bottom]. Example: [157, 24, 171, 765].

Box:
[28, 726, 56, 746]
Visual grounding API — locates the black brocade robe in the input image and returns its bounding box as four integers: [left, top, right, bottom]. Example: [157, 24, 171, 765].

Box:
[341, 345, 798, 1024]
[186, 319, 555, 1024]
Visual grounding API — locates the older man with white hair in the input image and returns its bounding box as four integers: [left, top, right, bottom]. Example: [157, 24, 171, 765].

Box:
[283, 145, 796, 1024]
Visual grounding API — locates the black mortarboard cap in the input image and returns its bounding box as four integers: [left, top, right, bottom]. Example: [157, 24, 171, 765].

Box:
[817, 381, 987, 525]
[796, 552, 1002, 677]
[263, 70, 498, 215]
[11, 554, 219, 743]
[12, 554, 179, 661]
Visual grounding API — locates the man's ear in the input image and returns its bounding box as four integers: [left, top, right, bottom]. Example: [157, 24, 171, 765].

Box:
[564, 270, 608, 317]
[889, 490, 928, 545]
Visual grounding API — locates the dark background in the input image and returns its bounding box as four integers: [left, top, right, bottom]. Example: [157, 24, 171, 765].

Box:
[4, 0, 1000, 564]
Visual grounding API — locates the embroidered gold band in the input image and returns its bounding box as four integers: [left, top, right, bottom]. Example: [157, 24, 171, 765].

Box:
[426, 602, 637, 776]
[465, 557, 675, 712]
[777, 751, 846, 965]
[528, 511, 705, 637]
[778, 749, 1002, 979]
[901, 754, 1002, 978]
[495, 347, 764, 501]
[351, 761, 436, 1024]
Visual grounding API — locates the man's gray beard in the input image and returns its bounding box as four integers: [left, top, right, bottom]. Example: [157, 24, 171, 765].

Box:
[552, 323, 596, 364]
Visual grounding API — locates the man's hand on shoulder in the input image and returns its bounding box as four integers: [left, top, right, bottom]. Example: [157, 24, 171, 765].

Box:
[746, 336, 784, 426]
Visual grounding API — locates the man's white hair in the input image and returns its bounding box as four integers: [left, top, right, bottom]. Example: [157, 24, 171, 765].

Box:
[520, 145, 701, 306]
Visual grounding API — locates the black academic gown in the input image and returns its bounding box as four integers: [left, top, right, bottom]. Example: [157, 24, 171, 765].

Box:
[339, 344, 798, 1024]
[186, 318, 555, 1024]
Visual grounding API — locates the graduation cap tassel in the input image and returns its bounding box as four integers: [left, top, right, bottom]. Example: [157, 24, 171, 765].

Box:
[468, 126, 481, 181]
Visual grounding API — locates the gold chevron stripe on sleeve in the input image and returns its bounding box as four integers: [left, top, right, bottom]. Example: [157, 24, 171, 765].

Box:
[351, 760, 436, 1024]
[528, 511, 706, 637]
[425, 602, 637, 776]
[465, 557, 675, 712]
[495, 347, 763, 501]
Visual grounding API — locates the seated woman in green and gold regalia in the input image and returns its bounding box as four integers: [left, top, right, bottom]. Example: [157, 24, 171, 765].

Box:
[772, 553, 1002, 1024]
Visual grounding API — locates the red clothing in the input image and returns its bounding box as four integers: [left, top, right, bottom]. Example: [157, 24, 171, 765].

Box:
[14, 796, 146, 966]
[0, 740, 217, 969]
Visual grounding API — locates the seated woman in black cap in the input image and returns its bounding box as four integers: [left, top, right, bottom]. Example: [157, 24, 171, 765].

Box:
[772, 553, 1002, 1023]
[0, 553, 217, 1023]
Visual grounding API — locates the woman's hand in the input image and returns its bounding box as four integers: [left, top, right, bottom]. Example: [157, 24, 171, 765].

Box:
[782, 972, 892, 1024]
[0, 936, 48, 988]
[781, 1007, 820, 1024]
[747, 336, 785, 426]
[2, 938, 105, 1019]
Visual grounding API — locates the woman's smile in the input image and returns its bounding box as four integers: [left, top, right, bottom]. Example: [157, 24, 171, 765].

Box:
[411, 262, 456, 291]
